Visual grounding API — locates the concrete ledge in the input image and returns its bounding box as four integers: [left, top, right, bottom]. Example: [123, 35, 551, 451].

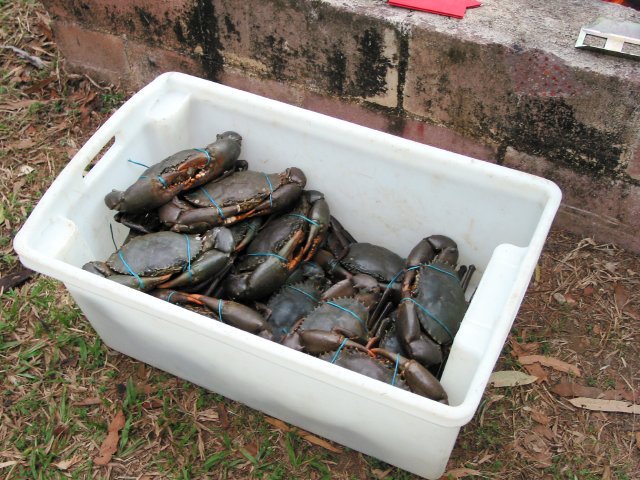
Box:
[43, 0, 640, 252]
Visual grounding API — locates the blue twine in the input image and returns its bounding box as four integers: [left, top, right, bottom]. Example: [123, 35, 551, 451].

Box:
[330, 337, 349, 364]
[327, 258, 339, 273]
[199, 187, 225, 219]
[425, 264, 460, 283]
[109, 223, 145, 289]
[247, 252, 287, 262]
[217, 299, 224, 322]
[386, 268, 405, 289]
[127, 159, 167, 186]
[391, 353, 400, 386]
[401, 297, 453, 343]
[183, 234, 192, 281]
[193, 148, 211, 166]
[287, 213, 320, 227]
[127, 159, 150, 168]
[286, 285, 320, 302]
[166, 291, 176, 303]
[139, 175, 169, 187]
[117, 251, 145, 289]
[263, 173, 274, 207]
[325, 301, 366, 330]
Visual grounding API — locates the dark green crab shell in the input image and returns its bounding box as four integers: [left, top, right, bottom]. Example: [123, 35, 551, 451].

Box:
[412, 261, 467, 345]
[266, 280, 323, 341]
[299, 296, 368, 341]
[341, 243, 405, 283]
[235, 212, 307, 272]
[107, 231, 203, 277]
[318, 349, 409, 391]
[185, 170, 281, 210]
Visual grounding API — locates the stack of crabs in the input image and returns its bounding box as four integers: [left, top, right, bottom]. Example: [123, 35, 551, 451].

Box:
[84, 131, 476, 404]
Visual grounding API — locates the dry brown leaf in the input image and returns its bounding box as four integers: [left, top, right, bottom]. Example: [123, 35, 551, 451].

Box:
[518, 355, 580, 376]
[371, 468, 393, 480]
[550, 380, 602, 398]
[489, 371, 538, 387]
[523, 363, 549, 384]
[440, 467, 482, 478]
[141, 398, 163, 409]
[613, 283, 629, 310]
[7, 139, 36, 150]
[521, 342, 541, 354]
[532, 424, 555, 441]
[264, 416, 293, 432]
[0, 461, 19, 469]
[530, 409, 550, 425]
[298, 430, 343, 453]
[510, 339, 524, 357]
[636, 432, 640, 450]
[243, 442, 259, 458]
[0, 99, 40, 110]
[217, 403, 230, 429]
[568, 397, 640, 414]
[593, 324, 602, 335]
[600, 389, 637, 402]
[371, 467, 393, 479]
[602, 465, 613, 480]
[624, 307, 639, 320]
[136, 363, 147, 379]
[94, 410, 126, 466]
[517, 433, 553, 467]
[197, 408, 219, 422]
[583, 285, 595, 296]
[74, 397, 101, 406]
[54, 455, 81, 470]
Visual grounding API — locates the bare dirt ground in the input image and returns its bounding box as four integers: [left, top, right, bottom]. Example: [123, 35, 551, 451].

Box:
[1, 2, 638, 479]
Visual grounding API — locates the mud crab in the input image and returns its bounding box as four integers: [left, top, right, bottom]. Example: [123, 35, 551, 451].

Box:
[83, 227, 235, 291]
[282, 296, 370, 350]
[223, 190, 330, 301]
[152, 289, 273, 340]
[104, 131, 243, 214]
[265, 280, 324, 342]
[159, 167, 306, 233]
[295, 331, 448, 402]
[396, 235, 474, 367]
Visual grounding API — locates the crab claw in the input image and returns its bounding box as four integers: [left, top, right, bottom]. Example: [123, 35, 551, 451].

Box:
[104, 172, 186, 213]
[372, 348, 448, 403]
[290, 330, 369, 355]
[152, 290, 273, 340]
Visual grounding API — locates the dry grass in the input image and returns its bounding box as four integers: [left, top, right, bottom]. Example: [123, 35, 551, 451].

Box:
[1, 2, 639, 479]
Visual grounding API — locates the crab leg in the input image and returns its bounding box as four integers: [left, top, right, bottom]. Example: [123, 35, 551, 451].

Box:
[372, 348, 448, 403]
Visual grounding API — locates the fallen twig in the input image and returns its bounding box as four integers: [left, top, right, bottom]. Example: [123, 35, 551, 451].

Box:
[2, 45, 47, 69]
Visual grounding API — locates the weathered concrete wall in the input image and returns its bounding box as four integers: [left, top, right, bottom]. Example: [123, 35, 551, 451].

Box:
[43, 0, 640, 251]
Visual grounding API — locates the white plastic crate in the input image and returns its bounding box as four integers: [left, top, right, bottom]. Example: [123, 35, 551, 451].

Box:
[14, 72, 561, 479]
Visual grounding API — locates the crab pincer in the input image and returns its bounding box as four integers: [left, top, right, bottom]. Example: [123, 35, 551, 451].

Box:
[372, 348, 448, 403]
[105, 131, 243, 213]
[152, 289, 273, 340]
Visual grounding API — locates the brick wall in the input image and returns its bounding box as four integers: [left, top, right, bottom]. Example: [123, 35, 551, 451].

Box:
[43, 0, 640, 252]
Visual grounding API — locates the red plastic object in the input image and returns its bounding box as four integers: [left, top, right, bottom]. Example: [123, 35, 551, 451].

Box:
[388, 0, 482, 19]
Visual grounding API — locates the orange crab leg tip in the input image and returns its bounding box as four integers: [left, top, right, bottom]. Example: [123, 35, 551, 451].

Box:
[178, 157, 210, 171]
